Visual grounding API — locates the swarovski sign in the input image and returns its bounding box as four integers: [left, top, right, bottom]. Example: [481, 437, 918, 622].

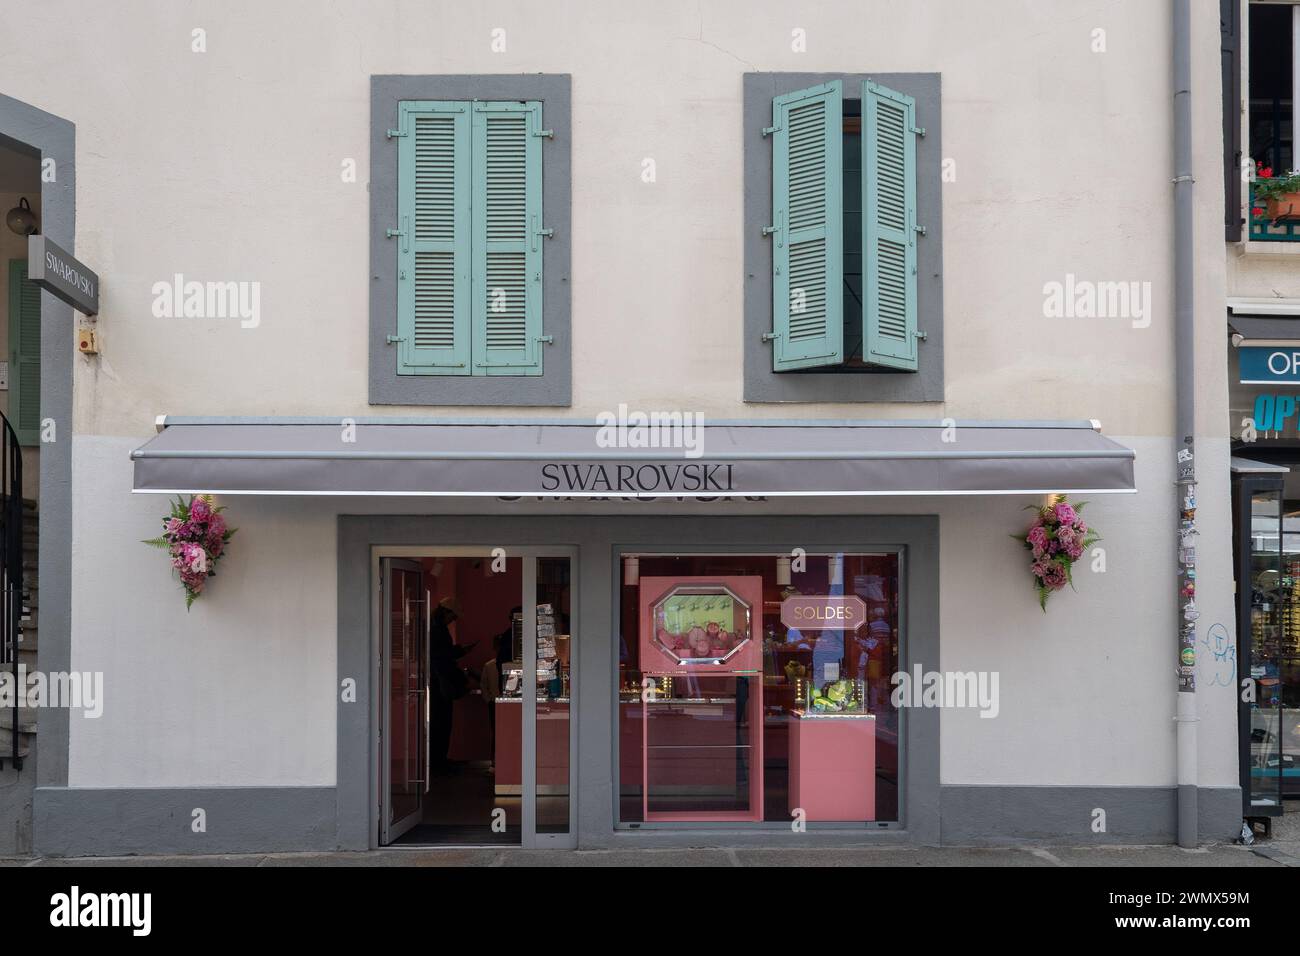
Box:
[539, 462, 734, 494]
[27, 235, 98, 316]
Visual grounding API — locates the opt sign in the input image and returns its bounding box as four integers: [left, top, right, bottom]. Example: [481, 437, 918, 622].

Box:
[1240, 346, 1300, 385]
[780, 594, 868, 631]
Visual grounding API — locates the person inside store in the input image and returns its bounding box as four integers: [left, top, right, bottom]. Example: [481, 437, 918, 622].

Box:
[429, 596, 478, 773]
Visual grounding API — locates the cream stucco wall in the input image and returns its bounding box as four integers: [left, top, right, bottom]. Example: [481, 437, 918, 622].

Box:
[0, 0, 1229, 435]
[69, 435, 1238, 791]
[0, 1, 1239, 797]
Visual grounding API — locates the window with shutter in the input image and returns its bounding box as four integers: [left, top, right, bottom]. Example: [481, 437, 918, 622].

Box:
[472, 100, 543, 375]
[862, 79, 919, 371]
[7, 259, 41, 446]
[769, 81, 844, 371]
[394, 99, 544, 377]
[397, 101, 472, 374]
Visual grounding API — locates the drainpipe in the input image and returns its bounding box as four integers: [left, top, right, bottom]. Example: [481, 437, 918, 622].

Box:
[1173, 0, 1198, 849]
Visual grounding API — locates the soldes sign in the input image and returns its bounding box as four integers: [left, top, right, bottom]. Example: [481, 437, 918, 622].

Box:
[780, 595, 868, 631]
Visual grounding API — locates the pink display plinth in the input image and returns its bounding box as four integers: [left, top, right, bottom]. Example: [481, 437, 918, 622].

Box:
[788, 714, 876, 821]
[493, 700, 570, 793]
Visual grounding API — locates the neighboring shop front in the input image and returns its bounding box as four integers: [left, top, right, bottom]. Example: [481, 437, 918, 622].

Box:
[1228, 308, 1300, 828]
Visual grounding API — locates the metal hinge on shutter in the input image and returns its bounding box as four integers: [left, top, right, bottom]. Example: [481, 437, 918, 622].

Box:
[538, 335, 554, 345]
[762, 125, 780, 137]
[386, 335, 406, 345]
[533, 128, 554, 138]
[386, 128, 407, 138]
[911, 125, 926, 137]
[761, 332, 780, 342]
[387, 216, 410, 252]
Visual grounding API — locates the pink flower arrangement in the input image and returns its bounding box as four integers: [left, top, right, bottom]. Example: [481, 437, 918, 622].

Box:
[1013, 497, 1101, 610]
[144, 495, 237, 609]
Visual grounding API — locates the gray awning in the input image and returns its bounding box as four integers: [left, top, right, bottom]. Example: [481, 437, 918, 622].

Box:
[130, 418, 1136, 497]
[1228, 313, 1300, 341]
[1230, 456, 1290, 475]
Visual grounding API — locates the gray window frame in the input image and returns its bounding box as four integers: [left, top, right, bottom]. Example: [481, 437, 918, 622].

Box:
[370, 75, 571, 406]
[743, 72, 944, 403]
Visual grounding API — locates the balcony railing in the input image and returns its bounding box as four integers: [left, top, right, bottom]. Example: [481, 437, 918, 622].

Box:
[1250, 184, 1300, 242]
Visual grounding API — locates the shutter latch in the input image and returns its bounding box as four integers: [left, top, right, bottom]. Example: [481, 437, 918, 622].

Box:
[537, 227, 554, 239]
[533, 129, 554, 138]
[386, 128, 407, 139]
[761, 332, 780, 342]
[386, 335, 405, 345]
[911, 126, 926, 137]
[762, 126, 780, 137]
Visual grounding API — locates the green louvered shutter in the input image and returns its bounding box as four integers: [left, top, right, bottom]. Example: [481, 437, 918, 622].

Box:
[7, 260, 40, 446]
[770, 81, 843, 371]
[862, 79, 919, 371]
[397, 101, 472, 374]
[472, 100, 544, 375]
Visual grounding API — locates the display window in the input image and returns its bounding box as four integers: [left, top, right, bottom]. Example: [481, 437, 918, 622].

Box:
[617, 552, 901, 826]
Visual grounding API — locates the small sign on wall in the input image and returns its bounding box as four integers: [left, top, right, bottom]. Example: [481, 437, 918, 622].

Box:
[27, 234, 99, 316]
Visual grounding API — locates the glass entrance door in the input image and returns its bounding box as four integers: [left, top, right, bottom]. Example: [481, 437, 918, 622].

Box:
[1236, 479, 1287, 818]
[380, 558, 426, 844]
[377, 548, 576, 847]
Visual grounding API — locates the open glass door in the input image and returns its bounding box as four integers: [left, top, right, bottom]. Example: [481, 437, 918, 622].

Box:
[381, 558, 427, 844]
[376, 548, 575, 847]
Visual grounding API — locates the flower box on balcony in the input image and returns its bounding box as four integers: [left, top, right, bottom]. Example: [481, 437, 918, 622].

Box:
[1265, 190, 1300, 222]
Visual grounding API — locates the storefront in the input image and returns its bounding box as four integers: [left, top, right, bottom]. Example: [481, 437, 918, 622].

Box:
[122, 417, 1138, 849]
[1228, 309, 1300, 829]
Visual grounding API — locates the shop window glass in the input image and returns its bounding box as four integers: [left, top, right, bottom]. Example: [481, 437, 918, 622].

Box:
[617, 552, 901, 825]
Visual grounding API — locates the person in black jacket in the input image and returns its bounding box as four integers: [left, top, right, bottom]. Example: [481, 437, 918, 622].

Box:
[429, 597, 477, 772]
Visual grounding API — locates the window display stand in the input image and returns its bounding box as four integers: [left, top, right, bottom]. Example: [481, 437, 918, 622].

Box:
[788, 712, 876, 821]
[639, 575, 764, 823]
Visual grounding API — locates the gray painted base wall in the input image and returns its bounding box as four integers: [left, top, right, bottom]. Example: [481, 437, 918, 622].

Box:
[33, 787, 337, 857]
[939, 785, 1243, 846]
[29, 785, 1242, 857]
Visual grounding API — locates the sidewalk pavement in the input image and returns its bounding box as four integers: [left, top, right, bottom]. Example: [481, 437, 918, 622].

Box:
[0, 842, 1294, 867]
